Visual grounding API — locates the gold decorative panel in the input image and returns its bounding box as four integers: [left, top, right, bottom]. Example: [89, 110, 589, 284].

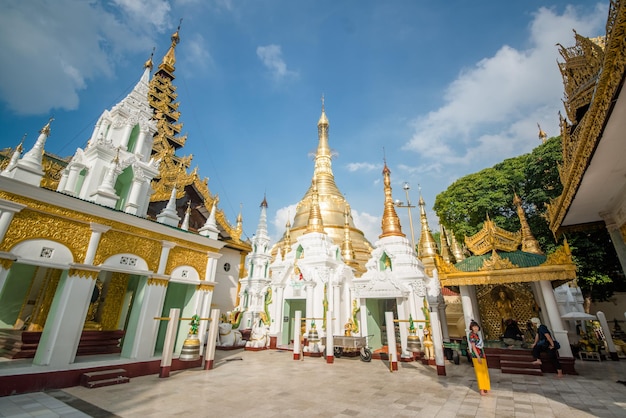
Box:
[165, 246, 207, 277]
[476, 282, 538, 341]
[94, 230, 160, 271]
[99, 272, 129, 330]
[1, 209, 90, 262]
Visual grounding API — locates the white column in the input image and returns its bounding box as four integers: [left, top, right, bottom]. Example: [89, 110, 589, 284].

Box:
[61, 164, 85, 195]
[539, 280, 573, 358]
[326, 310, 334, 364]
[271, 285, 284, 335]
[0, 200, 26, 244]
[385, 311, 398, 371]
[33, 267, 100, 367]
[205, 254, 221, 281]
[135, 128, 149, 157]
[333, 284, 341, 336]
[438, 294, 450, 342]
[121, 276, 169, 360]
[305, 283, 314, 332]
[531, 281, 552, 330]
[293, 310, 302, 360]
[197, 286, 214, 354]
[157, 241, 176, 274]
[397, 298, 409, 358]
[597, 311, 619, 360]
[459, 285, 476, 337]
[358, 299, 367, 338]
[84, 223, 111, 265]
[204, 308, 220, 370]
[121, 123, 133, 150]
[158, 308, 180, 378]
[124, 178, 146, 215]
[428, 300, 446, 376]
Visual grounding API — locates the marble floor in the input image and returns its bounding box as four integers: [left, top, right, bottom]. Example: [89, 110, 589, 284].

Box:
[1, 349, 626, 417]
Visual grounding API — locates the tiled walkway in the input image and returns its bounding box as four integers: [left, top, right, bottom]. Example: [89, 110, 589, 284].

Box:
[1, 349, 626, 417]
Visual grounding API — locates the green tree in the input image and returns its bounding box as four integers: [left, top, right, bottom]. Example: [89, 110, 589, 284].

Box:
[433, 136, 624, 304]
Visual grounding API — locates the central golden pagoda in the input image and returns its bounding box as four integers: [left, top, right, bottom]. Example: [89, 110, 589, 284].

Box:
[273, 100, 372, 274]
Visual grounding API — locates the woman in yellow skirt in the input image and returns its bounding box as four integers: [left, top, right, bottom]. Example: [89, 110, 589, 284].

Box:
[469, 320, 491, 395]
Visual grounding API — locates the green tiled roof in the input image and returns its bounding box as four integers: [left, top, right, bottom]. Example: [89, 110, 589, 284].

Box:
[455, 250, 547, 272]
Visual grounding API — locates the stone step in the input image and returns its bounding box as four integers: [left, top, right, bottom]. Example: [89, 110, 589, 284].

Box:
[83, 376, 130, 389]
[499, 353, 535, 362]
[80, 368, 129, 388]
[501, 366, 543, 376]
[500, 359, 541, 369]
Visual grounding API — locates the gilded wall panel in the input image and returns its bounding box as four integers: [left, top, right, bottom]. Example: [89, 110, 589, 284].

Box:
[165, 246, 207, 277]
[100, 272, 129, 330]
[1, 210, 90, 262]
[94, 230, 160, 271]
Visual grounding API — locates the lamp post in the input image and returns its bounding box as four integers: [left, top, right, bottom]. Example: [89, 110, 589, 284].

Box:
[394, 182, 416, 250]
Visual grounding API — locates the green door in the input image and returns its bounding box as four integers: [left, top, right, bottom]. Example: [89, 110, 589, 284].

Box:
[282, 299, 305, 346]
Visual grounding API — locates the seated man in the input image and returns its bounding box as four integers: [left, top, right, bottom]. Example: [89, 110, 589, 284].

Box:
[503, 319, 524, 348]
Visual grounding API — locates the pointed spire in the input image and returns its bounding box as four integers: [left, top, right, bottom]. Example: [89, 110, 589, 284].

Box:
[145, 47, 155, 70]
[181, 200, 191, 231]
[439, 225, 456, 264]
[309, 96, 342, 199]
[0, 134, 25, 177]
[417, 191, 438, 259]
[449, 229, 465, 262]
[306, 178, 325, 233]
[282, 217, 292, 257]
[236, 203, 243, 233]
[160, 19, 182, 73]
[379, 161, 405, 238]
[199, 195, 219, 239]
[24, 118, 53, 166]
[342, 203, 356, 264]
[254, 195, 269, 241]
[156, 185, 182, 227]
[513, 193, 543, 254]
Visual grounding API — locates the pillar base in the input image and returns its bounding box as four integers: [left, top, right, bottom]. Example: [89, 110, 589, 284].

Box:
[436, 365, 446, 376]
[293, 353, 301, 360]
[326, 355, 334, 364]
[269, 336, 277, 349]
[391, 361, 398, 371]
[159, 366, 171, 378]
[204, 359, 214, 370]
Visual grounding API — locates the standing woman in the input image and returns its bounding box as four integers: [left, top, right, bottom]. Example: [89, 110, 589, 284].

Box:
[469, 320, 491, 396]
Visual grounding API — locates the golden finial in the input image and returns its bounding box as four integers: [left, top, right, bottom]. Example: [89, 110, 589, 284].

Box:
[379, 160, 405, 238]
[40, 117, 54, 135]
[144, 47, 155, 70]
[161, 19, 183, 71]
[260, 193, 268, 208]
[417, 187, 438, 259]
[17, 133, 27, 152]
[537, 123, 547, 143]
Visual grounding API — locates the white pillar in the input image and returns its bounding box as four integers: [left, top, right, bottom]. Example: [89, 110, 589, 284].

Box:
[539, 280, 573, 358]
[124, 178, 146, 215]
[121, 123, 133, 150]
[157, 241, 176, 274]
[397, 298, 409, 358]
[33, 267, 100, 367]
[358, 299, 367, 338]
[121, 276, 169, 360]
[62, 164, 85, 195]
[438, 294, 450, 342]
[205, 254, 221, 281]
[333, 284, 341, 336]
[204, 308, 220, 370]
[293, 310, 302, 360]
[0, 200, 26, 244]
[305, 283, 314, 332]
[159, 308, 180, 378]
[459, 285, 476, 337]
[84, 223, 111, 265]
[326, 310, 334, 364]
[197, 286, 213, 354]
[597, 311, 619, 360]
[135, 128, 149, 157]
[385, 311, 398, 371]
[429, 300, 446, 376]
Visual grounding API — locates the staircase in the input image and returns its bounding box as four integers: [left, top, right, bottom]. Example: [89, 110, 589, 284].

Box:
[80, 368, 130, 388]
[485, 347, 577, 376]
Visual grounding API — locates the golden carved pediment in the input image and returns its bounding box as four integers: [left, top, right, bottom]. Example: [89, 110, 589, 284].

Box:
[465, 217, 521, 256]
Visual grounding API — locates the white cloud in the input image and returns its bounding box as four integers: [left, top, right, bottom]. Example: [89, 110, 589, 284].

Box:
[352, 209, 380, 244]
[0, 0, 167, 116]
[403, 5, 607, 170]
[256, 44, 298, 81]
[182, 33, 214, 72]
[113, 0, 171, 31]
[271, 204, 298, 242]
[346, 162, 382, 172]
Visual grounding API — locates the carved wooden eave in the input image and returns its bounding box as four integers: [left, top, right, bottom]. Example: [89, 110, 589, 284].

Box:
[464, 217, 521, 256]
[436, 244, 576, 287]
[548, 0, 626, 233]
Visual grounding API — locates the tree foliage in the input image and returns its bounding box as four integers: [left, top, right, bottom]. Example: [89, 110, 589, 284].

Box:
[433, 136, 624, 301]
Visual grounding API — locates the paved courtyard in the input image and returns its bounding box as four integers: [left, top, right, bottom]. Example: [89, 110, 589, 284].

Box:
[1, 349, 626, 417]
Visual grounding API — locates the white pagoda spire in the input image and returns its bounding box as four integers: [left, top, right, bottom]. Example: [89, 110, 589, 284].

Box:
[156, 185, 182, 227]
[198, 195, 219, 239]
[4, 119, 52, 186]
[181, 201, 191, 231]
[0, 134, 25, 178]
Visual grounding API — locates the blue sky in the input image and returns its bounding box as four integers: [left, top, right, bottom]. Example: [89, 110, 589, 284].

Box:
[0, 0, 608, 245]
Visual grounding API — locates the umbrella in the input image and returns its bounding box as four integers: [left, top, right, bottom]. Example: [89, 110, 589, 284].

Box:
[561, 311, 596, 320]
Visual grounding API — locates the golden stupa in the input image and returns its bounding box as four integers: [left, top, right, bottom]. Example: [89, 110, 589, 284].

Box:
[273, 99, 372, 274]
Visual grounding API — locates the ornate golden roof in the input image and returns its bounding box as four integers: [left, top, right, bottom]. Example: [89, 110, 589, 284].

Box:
[272, 101, 372, 273]
[464, 214, 521, 256]
[548, 1, 626, 234]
